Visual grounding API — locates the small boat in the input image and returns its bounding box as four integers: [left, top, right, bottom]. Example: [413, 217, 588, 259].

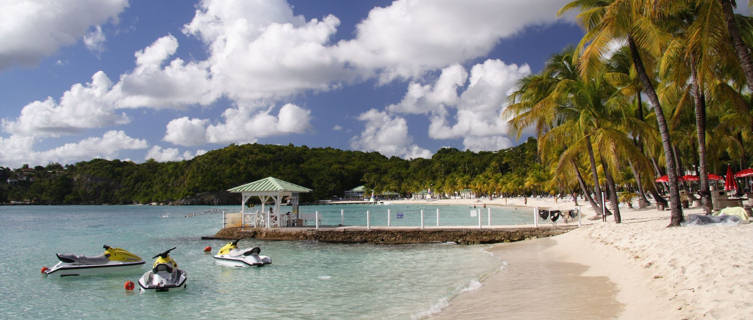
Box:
[44, 245, 144, 277]
[213, 239, 271, 267]
[137, 247, 187, 292]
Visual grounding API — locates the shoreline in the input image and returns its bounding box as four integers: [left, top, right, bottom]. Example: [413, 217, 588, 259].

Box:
[401, 197, 753, 319]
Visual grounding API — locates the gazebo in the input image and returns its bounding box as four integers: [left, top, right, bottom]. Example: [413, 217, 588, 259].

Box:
[227, 177, 312, 228]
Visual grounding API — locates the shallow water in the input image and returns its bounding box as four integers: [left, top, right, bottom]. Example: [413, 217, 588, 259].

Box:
[0, 205, 525, 319]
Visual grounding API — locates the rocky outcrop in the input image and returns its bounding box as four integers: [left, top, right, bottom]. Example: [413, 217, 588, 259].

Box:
[205, 226, 576, 245]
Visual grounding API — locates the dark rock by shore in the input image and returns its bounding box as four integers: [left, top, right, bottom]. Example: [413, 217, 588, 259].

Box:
[203, 226, 577, 245]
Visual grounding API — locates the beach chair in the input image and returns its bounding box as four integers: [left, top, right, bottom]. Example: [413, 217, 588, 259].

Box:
[711, 190, 742, 211]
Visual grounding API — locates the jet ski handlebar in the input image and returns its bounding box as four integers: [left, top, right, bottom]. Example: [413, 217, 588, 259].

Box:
[152, 247, 177, 259]
[232, 239, 241, 246]
[103, 245, 111, 250]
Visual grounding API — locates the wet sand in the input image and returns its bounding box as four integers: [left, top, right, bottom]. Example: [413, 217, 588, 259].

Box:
[430, 238, 621, 320]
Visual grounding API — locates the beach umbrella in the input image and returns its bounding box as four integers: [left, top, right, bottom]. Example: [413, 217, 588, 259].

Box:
[725, 166, 738, 191]
[681, 175, 699, 182]
[655, 175, 669, 183]
[707, 174, 722, 181]
[734, 168, 753, 178]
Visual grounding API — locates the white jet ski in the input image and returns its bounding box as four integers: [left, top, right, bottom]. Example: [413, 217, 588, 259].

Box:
[213, 239, 271, 267]
[44, 245, 144, 277]
[137, 247, 187, 292]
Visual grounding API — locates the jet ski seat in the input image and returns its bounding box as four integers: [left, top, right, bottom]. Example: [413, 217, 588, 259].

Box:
[153, 263, 173, 274]
[56, 253, 110, 265]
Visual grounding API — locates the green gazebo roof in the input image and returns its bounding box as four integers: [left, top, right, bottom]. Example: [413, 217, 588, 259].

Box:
[349, 185, 366, 192]
[227, 177, 312, 193]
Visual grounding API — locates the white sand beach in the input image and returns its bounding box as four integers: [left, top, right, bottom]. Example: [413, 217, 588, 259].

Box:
[391, 197, 753, 319]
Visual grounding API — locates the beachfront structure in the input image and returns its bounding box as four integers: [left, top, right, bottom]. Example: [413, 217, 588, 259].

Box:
[344, 185, 366, 200]
[459, 189, 475, 199]
[380, 191, 400, 200]
[412, 189, 431, 200]
[227, 177, 312, 228]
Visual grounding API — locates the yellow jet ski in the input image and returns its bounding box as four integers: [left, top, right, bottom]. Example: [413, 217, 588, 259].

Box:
[45, 245, 145, 277]
[137, 247, 187, 292]
[213, 239, 271, 267]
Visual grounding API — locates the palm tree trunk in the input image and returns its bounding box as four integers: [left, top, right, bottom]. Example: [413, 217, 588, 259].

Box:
[672, 144, 683, 178]
[600, 156, 621, 223]
[572, 160, 605, 214]
[650, 185, 668, 206]
[720, 0, 753, 94]
[691, 57, 712, 214]
[585, 135, 604, 208]
[650, 157, 663, 177]
[628, 35, 684, 226]
[628, 158, 650, 206]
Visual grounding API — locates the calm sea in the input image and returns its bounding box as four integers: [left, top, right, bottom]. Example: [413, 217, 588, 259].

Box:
[0, 204, 530, 319]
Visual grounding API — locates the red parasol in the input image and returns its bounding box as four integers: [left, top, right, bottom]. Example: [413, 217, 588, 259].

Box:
[707, 174, 723, 181]
[725, 166, 739, 191]
[681, 175, 699, 181]
[655, 175, 668, 183]
[734, 168, 753, 178]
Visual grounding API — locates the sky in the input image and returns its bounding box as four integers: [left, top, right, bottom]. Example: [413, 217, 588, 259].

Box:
[0, 0, 616, 168]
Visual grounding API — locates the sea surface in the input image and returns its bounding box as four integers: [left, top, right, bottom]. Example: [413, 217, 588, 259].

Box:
[0, 204, 531, 319]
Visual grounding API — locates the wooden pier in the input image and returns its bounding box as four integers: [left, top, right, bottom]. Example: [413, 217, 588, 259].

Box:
[203, 225, 577, 245]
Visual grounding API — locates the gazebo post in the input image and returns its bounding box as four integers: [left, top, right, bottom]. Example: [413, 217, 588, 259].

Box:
[259, 195, 269, 228]
[241, 193, 250, 227]
[274, 191, 282, 227]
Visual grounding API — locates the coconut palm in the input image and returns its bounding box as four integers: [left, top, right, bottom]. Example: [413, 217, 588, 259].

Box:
[560, 0, 685, 226]
[604, 46, 670, 207]
[506, 49, 610, 215]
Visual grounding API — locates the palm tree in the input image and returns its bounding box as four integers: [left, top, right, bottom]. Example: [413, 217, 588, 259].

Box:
[560, 0, 685, 226]
[604, 46, 668, 207]
[506, 49, 610, 216]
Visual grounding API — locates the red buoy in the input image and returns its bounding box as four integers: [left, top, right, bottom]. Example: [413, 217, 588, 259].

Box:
[124, 280, 135, 291]
[203, 246, 212, 253]
[41, 266, 49, 274]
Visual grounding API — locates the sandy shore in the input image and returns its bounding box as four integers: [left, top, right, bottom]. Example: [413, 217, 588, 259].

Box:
[389, 197, 753, 319]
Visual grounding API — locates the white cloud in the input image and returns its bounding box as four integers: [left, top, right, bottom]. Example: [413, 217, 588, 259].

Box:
[336, 0, 570, 81]
[39, 130, 147, 161]
[163, 117, 209, 146]
[145, 145, 207, 162]
[387, 64, 467, 115]
[1, 0, 571, 164]
[113, 35, 217, 109]
[0, 0, 127, 70]
[164, 103, 312, 147]
[462, 136, 514, 152]
[351, 109, 431, 159]
[386, 59, 530, 152]
[83, 25, 106, 55]
[0, 130, 147, 167]
[2, 71, 128, 137]
[183, 0, 354, 105]
[332, 125, 343, 131]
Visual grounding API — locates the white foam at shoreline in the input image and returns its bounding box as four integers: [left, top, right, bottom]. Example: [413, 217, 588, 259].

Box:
[411, 298, 449, 320]
[460, 279, 482, 293]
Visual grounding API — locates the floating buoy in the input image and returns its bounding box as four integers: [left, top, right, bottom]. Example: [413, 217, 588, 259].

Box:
[124, 280, 135, 291]
[203, 246, 212, 253]
[41, 266, 49, 274]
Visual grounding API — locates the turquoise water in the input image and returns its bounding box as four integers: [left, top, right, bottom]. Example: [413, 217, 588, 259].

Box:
[256, 203, 535, 227]
[0, 205, 518, 319]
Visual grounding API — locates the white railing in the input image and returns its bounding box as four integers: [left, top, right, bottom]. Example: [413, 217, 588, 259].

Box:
[223, 207, 582, 229]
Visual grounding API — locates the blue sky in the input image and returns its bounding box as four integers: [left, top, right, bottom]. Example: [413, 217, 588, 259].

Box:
[0, 0, 589, 168]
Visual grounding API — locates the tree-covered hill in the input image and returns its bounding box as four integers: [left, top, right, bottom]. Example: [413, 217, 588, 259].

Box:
[0, 139, 545, 205]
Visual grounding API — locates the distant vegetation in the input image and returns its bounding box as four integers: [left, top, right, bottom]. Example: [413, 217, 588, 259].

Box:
[0, 139, 548, 205]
